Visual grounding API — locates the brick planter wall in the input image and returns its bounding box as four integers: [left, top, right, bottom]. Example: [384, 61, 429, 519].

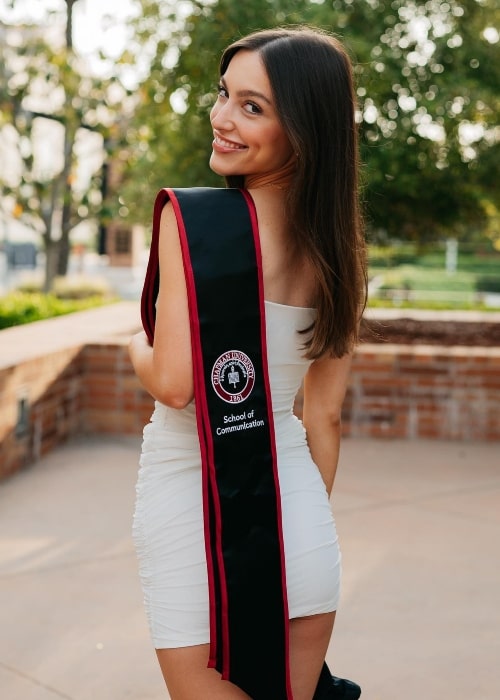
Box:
[0, 303, 143, 480]
[346, 344, 500, 440]
[82, 341, 153, 435]
[0, 347, 85, 479]
[1, 303, 499, 481]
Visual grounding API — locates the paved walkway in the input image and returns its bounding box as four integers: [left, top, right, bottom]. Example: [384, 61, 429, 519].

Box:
[0, 436, 498, 700]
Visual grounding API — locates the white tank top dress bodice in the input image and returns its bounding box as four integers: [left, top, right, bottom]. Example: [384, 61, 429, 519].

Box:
[133, 300, 342, 649]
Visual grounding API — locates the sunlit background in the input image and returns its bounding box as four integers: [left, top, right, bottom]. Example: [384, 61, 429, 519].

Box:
[1, 0, 499, 311]
[1, 7, 499, 698]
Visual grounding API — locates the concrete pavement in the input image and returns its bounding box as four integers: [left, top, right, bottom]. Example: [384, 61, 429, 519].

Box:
[0, 435, 499, 700]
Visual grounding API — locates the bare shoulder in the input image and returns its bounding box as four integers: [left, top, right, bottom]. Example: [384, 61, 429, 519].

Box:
[157, 200, 182, 260]
[248, 188, 316, 306]
[159, 200, 178, 237]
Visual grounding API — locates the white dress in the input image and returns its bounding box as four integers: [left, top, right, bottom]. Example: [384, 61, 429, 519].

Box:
[133, 300, 342, 649]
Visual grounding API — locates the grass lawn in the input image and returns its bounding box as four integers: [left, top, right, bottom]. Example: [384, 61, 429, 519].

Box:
[368, 246, 500, 311]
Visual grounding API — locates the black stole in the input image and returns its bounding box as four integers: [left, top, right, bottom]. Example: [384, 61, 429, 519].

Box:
[141, 187, 292, 699]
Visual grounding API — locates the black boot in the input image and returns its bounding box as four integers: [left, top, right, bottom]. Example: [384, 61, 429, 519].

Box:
[313, 662, 361, 699]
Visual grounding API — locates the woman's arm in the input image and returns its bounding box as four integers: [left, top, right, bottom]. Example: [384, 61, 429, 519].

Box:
[301, 353, 353, 496]
[128, 202, 194, 408]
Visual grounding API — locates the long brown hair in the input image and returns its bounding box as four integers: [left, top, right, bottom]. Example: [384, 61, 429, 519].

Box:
[220, 27, 367, 359]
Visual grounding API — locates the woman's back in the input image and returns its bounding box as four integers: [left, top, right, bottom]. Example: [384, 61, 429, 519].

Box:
[249, 188, 316, 309]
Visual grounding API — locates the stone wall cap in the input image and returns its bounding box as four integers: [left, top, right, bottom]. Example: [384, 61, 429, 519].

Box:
[363, 307, 500, 323]
[0, 301, 141, 369]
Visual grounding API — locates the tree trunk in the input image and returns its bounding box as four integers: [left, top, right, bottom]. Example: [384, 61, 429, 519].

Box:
[56, 0, 79, 277]
[44, 239, 59, 293]
[56, 227, 71, 276]
[41, 176, 60, 292]
[65, 0, 77, 49]
[57, 125, 74, 277]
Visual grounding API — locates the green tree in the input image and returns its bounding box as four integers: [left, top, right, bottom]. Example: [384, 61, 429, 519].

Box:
[312, 0, 500, 244]
[110, 0, 499, 249]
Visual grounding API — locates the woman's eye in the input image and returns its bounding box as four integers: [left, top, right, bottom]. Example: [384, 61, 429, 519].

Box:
[216, 84, 228, 98]
[244, 102, 262, 115]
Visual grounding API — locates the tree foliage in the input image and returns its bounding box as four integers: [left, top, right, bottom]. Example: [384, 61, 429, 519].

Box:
[1, 0, 498, 267]
[121, 0, 499, 246]
[323, 0, 500, 243]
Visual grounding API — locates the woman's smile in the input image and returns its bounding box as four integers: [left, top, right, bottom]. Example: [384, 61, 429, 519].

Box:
[212, 131, 248, 152]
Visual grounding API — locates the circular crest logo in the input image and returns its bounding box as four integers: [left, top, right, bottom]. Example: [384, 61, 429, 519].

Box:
[211, 350, 255, 404]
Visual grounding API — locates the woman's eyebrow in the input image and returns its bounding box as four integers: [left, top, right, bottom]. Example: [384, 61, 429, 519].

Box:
[220, 76, 272, 105]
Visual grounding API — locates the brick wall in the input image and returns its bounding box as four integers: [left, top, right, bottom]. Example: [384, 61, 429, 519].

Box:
[0, 302, 143, 480]
[346, 344, 500, 440]
[82, 341, 153, 435]
[1, 304, 499, 481]
[0, 347, 85, 480]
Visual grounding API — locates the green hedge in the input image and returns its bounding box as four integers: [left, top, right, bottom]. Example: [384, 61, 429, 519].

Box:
[367, 298, 496, 312]
[0, 292, 113, 330]
[475, 276, 500, 294]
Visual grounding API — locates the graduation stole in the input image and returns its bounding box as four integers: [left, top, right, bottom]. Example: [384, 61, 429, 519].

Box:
[141, 187, 292, 699]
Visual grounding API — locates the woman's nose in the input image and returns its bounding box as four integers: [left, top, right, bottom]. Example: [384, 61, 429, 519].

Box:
[210, 100, 234, 130]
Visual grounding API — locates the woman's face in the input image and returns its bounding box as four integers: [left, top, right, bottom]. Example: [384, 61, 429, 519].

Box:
[209, 50, 294, 181]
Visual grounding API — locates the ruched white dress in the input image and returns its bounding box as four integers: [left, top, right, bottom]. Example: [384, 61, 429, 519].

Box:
[133, 300, 342, 649]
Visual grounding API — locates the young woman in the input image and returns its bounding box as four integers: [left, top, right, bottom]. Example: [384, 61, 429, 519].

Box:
[129, 26, 367, 700]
